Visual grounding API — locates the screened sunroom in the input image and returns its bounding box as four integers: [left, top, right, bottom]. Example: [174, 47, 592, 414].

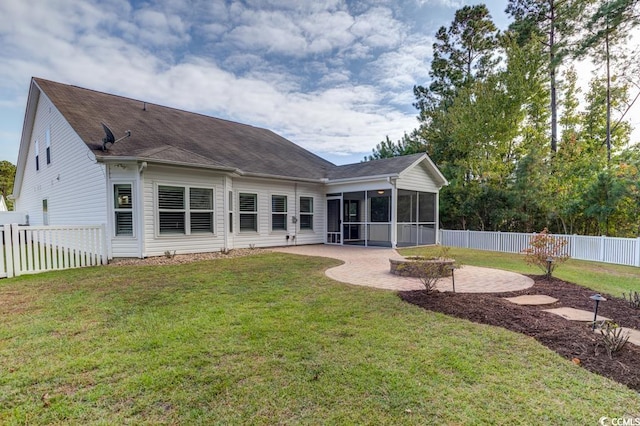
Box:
[325, 188, 438, 248]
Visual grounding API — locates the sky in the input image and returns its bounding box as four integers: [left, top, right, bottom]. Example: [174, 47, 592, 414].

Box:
[0, 0, 636, 167]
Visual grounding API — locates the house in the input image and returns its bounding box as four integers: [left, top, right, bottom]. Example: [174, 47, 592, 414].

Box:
[12, 78, 448, 258]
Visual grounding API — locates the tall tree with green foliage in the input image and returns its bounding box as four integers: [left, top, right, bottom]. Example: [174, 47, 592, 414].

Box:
[0, 160, 16, 210]
[576, 0, 639, 162]
[506, 0, 586, 153]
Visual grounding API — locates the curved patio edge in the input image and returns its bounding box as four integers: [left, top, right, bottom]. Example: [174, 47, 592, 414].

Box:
[271, 245, 534, 293]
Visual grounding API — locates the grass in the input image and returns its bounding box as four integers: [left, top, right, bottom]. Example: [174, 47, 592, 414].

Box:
[1, 252, 639, 424]
[400, 246, 640, 297]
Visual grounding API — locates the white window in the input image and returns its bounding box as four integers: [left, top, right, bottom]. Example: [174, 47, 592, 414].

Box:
[239, 193, 258, 232]
[158, 185, 214, 235]
[271, 195, 287, 231]
[300, 197, 313, 230]
[42, 199, 48, 225]
[228, 190, 234, 233]
[114, 184, 133, 236]
[45, 127, 51, 165]
[35, 140, 40, 171]
[189, 187, 214, 233]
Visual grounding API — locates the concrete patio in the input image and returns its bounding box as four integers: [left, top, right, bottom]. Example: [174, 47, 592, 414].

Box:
[272, 244, 534, 293]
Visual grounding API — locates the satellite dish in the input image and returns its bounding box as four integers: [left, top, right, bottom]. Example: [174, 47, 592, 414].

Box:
[101, 122, 131, 151]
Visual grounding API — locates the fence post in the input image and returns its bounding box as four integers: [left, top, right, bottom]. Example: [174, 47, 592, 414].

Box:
[100, 224, 108, 265]
[636, 237, 640, 268]
[5, 225, 14, 278]
[466, 229, 470, 249]
[10, 223, 21, 277]
[600, 235, 606, 262]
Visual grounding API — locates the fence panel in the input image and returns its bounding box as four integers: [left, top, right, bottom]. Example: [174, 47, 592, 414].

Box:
[0, 224, 107, 279]
[440, 229, 640, 267]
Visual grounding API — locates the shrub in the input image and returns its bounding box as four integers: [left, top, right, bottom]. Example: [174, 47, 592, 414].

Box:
[521, 228, 569, 277]
[622, 291, 640, 309]
[415, 262, 443, 294]
[596, 321, 630, 359]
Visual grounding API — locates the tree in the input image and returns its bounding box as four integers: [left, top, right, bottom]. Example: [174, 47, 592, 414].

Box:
[414, 4, 499, 123]
[0, 160, 16, 210]
[576, 0, 640, 162]
[506, 0, 586, 153]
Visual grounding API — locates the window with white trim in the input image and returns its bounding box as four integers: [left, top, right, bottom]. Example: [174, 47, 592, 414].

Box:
[45, 127, 51, 165]
[239, 193, 258, 232]
[158, 185, 214, 235]
[189, 188, 214, 233]
[42, 199, 49, 225]
[35, 139, 40, 171]
[114, 184, 133, 236]
[271, 195, 287, 231]
[299, 196, 313, 230]
[228, 190, 234, 233]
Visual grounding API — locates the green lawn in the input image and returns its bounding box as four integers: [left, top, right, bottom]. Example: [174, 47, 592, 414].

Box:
[400, 246, 640, 297]
[1, 253, 639, 424]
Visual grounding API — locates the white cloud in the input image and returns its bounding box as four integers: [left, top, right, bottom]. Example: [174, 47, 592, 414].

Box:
[0, 0, 450, 164]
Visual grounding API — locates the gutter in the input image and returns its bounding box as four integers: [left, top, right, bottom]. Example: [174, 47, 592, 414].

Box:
[96, 156, 328, 184]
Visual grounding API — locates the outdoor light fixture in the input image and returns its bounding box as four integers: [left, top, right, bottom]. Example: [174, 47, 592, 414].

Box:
[377, 190, 385, 195]
[546, 256, 554, 279]
[449, 265, 456, 293]
[590, 294, 607, 330]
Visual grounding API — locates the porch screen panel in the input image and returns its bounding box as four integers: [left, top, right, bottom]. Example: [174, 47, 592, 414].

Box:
[159, 185, 185, 234]
[418, 192, 435, 222]
[397, 190, 416, 222]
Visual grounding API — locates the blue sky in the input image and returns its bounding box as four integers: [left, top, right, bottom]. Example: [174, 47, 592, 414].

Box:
[9, 0, 634, 167]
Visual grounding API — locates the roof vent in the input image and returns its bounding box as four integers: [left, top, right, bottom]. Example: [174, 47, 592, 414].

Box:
[101, 122, 131, 151]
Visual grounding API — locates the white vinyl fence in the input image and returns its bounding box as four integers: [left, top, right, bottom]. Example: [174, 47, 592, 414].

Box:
[440, 229, 640, 268]
[0, 224, 108, 279]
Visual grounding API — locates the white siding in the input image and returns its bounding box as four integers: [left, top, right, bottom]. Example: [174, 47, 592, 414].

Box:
[232, 178, 325, 248]
[108, 164, 142, 258]
[142, 165, 226, 257]
[397, 163, 439, 193]
[326, 179, 391, 194]
[14, 92, 107, 227]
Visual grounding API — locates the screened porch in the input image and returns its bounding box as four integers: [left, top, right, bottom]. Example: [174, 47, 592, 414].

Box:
[325, 189, 437, 248]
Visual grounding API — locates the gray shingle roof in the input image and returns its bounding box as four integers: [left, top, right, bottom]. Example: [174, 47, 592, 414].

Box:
[33, 78, 437, 182]
[328, 153, 426, 180]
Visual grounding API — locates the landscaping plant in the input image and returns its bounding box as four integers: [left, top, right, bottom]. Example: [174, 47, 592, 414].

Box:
[622, 291, 640, 309]
[521, 228, 569, 277]
[596, 321, 630, 359]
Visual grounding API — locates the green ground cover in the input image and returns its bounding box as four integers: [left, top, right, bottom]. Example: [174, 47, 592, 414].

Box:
[1, 252, 639, 424]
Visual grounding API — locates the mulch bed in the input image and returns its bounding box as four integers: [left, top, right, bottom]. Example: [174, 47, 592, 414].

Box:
[399, 275, 640, 391]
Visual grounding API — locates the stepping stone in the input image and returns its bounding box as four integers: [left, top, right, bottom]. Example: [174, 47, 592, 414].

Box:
[593, 326, 640, 347]
[504, 295, 558, 305]
[543, 307, 610, 322]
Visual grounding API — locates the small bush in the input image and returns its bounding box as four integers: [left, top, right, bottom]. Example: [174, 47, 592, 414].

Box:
[622, 291, 640, 309]
[521, 228, 569, 277]
[414, 263, 442, 294]
[596, 321, 630, 359]
[164, 250, 176, 259]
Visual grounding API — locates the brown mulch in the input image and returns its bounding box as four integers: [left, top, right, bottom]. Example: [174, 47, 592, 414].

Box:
[399, 275, 640, 391]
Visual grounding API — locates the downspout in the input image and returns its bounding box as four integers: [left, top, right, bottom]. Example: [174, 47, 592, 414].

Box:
[223, 177, 229, 251]
[435, 189, 441, 245]
[293, 183, 298, 245]
[138, 161, 147, 258]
